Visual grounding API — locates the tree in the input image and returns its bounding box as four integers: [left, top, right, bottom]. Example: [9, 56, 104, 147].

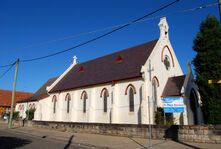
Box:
[193, 15, 221, 124]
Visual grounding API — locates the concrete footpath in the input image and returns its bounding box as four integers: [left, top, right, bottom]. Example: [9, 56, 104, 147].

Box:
[0, 121, 220, 149]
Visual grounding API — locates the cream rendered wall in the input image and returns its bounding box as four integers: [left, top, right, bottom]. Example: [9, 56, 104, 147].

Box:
[114, 79, 143, 124]
[44, 78, 143, 124]
[55, 91, 73, 122]
[34, 97, 51, 121]
[141, 17, 183, 124]
[148, 29, 183, 107]
[15, 101, 38, 119]
[72, 90, 79, 122]
[78, 88, 90, 122]
[49, 93, 59, 121]
[15, 103, 25, 118]
[89, 84, 112, 123]
[49, 88, 90, 123]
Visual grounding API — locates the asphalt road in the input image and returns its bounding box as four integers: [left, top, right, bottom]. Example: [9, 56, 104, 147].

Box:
[0, 128, 94, 149]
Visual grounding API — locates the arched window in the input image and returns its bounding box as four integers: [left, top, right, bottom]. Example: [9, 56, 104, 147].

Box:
[32, 103, 35, 109]
[103, 90, 108, 112]
[125, 84, 136, 95]
[29, 104, 32, 109]
[125, 84, 136, 112]
[83, 94, 87, 113]
[65, 93, 71, 113]
[164, 55, 171, 70]
[29, 103, 34, 109]
[152, 76, 159, 110]
[100, 88, 109, 113]
[129, 87, 135, 112]
[161, 45, 175, 67]
[52, 95, 57, 114]
[81, 91, 88, 113]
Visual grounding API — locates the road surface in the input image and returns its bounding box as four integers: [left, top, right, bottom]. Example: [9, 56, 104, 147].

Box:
[0, 128, 94, 149]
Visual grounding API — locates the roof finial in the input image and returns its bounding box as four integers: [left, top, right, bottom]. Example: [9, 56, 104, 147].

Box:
[158, 17, 169, 39]
[72, 55, 77, 65]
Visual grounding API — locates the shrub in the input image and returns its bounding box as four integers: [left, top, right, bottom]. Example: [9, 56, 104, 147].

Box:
[12, 111, 19, 120]
[155, 107, 175, 125]
[25, 109, 35, 120]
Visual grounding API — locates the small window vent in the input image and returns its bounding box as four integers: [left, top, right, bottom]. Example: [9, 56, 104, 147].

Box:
[79, 66, 84, 72]
[116, 56, 123, 63]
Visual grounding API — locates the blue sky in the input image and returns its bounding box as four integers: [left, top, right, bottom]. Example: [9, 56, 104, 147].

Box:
[0, 0, 219, 93]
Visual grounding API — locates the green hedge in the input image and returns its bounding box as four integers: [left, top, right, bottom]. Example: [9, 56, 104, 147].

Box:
[155, 107, 174, 125]
[25, 109, 36, 120]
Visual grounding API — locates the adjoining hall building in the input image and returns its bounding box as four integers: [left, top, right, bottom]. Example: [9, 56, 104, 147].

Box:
[32, 17, 203, 125]
[15, 77, 57, 119]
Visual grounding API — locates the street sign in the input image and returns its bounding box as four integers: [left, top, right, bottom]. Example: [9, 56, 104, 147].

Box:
[163, 96, 184, 113]
[208, 79, 221, 84]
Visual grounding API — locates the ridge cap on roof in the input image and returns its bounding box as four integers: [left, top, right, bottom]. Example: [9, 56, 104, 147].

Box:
[0, 89, 33, 93]
[0, 89, 33, 94]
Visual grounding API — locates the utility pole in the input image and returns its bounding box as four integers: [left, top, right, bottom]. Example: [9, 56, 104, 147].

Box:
[219, 0, 221, 22]
[8, 58, 19, 129]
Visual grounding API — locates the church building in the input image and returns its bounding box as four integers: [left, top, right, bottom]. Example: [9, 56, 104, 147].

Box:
[33, 17, 203, 125]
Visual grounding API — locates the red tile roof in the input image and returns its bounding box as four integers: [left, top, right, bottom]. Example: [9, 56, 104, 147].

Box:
[161, 75, 186, 97]
[50, 39, 158, 93]
[0, 89, 33, 107]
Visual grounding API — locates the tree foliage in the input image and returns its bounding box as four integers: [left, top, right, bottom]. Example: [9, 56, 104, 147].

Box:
[12, 111, 19, 120]
[155, 107, 174, 125]
[193, 15, 221, 124]
[25, 109, 35, 120]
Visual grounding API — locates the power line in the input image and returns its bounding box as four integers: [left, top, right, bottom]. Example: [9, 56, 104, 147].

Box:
[1, 1, 218, 66]
[16, 25, 125, 51]
[11, 1, 221, 53]
[20, 0, 181, 62]
[16, 2, 220, 52]
[0, 62, 16, 68]
[0, 62, 16, 79]
[141, 2, 220, 22]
